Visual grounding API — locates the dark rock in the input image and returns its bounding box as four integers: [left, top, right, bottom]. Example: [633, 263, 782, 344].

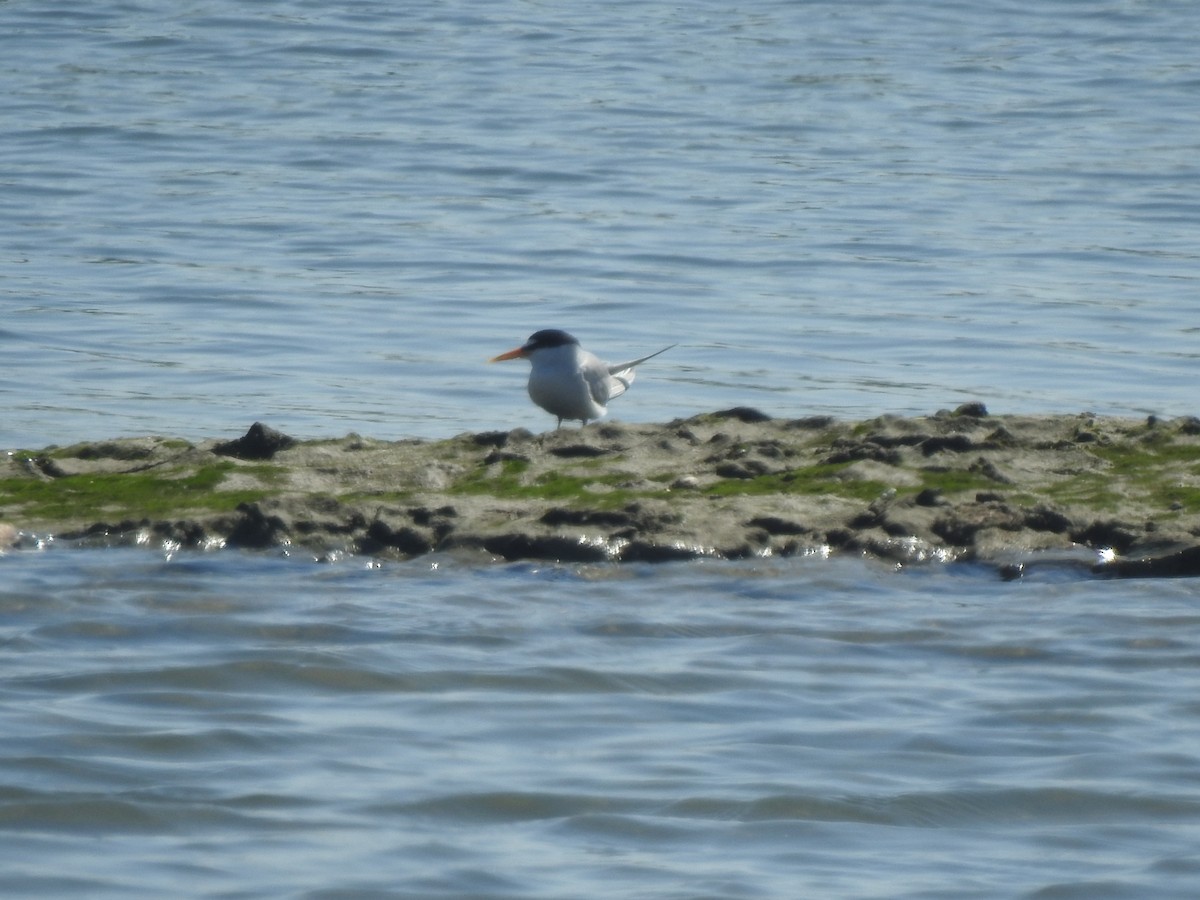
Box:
[823, 442, 903, 465]
[932, 504, 1022, 546]
[484, 450, 530, 465]
[1024, 505, 1072, 534]
[1072, 520, 1139, 555]
[999, 563, 1025, 581]
[549, 444, 610, 458]
[58, 521, 139, 544]
[472, 430, 511, 448]
[983, 426, 1016, 447]
[848, 489, 896, 528]
[153, 519, 208, 545]
[213, 423, 296, 461]
[969, 457, 1013, 484]
[754, 440, 790, 459]
[358, 520, 433, 556]
[786, 416, 837, 430]
[225, 502, 289, 548]
[921, 435, 974, 456]
[711, 407, 773, 423]
[708, 440, 749, 461]
[746, 516, 811, 536]
[914, 488, 946, 507]
[835, 528, 920, 563]
[34, 456, 68, 478]
[483, 533, 611, 563]
[715, 460, 771, 479]
[540, 508, 635, 528]
[952, 402, 989, 418]
[408, 508, 453, 542]
[848, 510, 881, 529]
[823, 528, 856, 550]
[618, 540, 709, 563]
[1178, 416, 1200, 436]
[293, 513, 367, 537]
[80, 521, 120, 537]
[410, 505, 457, 525]
[1094, 545, 1200, 579]
[931, 516, 982, 547]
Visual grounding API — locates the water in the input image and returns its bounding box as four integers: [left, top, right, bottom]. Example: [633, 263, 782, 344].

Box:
[2, 549, 1199, 899]
[3, 0, 1198, 446]
[3, 1, 1200, 896]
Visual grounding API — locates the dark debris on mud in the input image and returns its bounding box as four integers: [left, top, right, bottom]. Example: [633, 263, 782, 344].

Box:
[6, 407, 1200, 579]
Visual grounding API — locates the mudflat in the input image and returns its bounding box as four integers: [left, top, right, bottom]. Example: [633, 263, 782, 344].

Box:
[4, 406, 1200, 578]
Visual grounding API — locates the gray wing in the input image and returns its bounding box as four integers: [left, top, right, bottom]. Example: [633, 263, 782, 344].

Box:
[605, 344, 675, 400]
[582, 358, 616, 407]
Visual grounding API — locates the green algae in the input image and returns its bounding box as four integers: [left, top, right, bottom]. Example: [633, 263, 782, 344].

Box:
[451, 458, 531, 496]
[46, 438, 193, 461]
[6, 415, 1200, 566]
[1042, 474, 1124, 513]
[450, 458, 653, 506]
[1089, 438, 1200, 476]
[915, 468, 1001, 496]
[238, 463, 290, 487]
[704, 462, 888, 503]
[0, 462, 266, 522]
[1082, 440, 1200, 513]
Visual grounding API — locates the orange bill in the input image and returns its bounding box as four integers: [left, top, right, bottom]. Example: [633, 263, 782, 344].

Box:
[489, 347, 528, 362]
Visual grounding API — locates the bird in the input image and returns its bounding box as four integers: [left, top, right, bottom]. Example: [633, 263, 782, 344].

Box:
[490, 329, 675, 429]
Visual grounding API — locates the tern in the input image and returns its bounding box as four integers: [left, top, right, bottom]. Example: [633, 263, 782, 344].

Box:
[490, 329, 675, 429]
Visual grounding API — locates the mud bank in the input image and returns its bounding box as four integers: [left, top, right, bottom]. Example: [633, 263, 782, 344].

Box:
[4, 407, 1200, 578]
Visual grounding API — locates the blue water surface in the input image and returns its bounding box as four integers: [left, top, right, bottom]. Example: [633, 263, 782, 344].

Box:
[2, 3, 1200, 896]
[2, 0, 1197, 446]
[2, 548, 1200, 899]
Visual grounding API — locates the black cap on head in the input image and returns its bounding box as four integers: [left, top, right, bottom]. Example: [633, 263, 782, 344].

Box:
[524, 329, 579, 350]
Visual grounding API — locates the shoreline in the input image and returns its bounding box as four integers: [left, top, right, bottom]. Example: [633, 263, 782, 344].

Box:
[4, 406, 1200, 579]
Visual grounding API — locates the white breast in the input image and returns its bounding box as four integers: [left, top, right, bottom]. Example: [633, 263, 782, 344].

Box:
[527, 344, 609, 424]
